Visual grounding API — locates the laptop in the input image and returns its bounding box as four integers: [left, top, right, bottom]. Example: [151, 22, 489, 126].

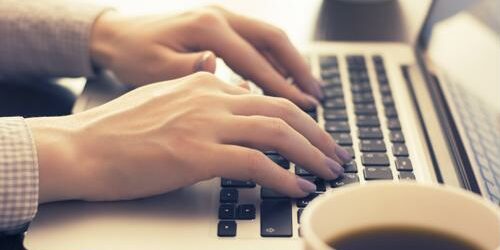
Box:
[24, 0, 500, 249]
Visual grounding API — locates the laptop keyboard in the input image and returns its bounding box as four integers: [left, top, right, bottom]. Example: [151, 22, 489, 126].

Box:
[216, 54, 415, 238]
[445, 76, 500, 204]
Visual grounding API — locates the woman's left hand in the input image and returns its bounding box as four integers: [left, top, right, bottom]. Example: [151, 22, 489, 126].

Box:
[90, 6, 323, 110]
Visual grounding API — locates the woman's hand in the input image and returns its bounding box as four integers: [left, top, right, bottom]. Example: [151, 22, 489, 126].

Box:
[90, 6, 323, 110]
[27, 73, 350, 203]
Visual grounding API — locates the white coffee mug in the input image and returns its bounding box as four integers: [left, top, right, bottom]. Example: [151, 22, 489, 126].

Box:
[301, 181, 500, 250]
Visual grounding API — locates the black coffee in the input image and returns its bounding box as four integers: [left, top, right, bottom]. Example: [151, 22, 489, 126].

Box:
[327, 226, 481, 250]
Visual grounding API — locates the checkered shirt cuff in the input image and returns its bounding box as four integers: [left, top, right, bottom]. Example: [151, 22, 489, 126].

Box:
[0, 117, 38, 233]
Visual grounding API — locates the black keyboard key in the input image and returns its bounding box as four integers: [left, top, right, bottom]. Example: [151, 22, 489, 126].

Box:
[220, 188, 238, 203]
[218, 221, 237, 237]
[310, 177, 326, 192]
[296, 193, 319, 208]
[356, 115, 380, 127]
[221, 178, 256, 188]
[323, 86, 344, 98]
[219, 204, 235, 219]
[325, 121, 350, 133]
[387, 119, 401, 130]
[355, 104, 377, 115]
[260, 200, 293, 237]
[399, 172, 416, 180]
[347, 55, 365, 65]
[297, 208, 304, 224]
[330, 173, 360, 187]
[330, 133, 353, 146]
[361, 153, 390, 166]
[358, 127, 383, 139]
[364, 167, 393, 180]
[307, 111, 317, 121]
[343, 161, 358, 173]
[382, 95, 394, 106]
[359, 140, 386, 152]
[352, 93, 375, 104]
[267, 154, 290, 169]
[261, 187, 288, 199]
[323, 98, 346, 109]
[379, 84, 392, 95]
[324, 110, 348, 121]
[373, 55, 383, 64]
[320, 56, 338, 68]
[294, 165, 312, 176]
[389, 131, 405, 143]
[321, 67, 340, 79]
[324, 76, 342, 86]
[237, 204, 256, 220]
[378, 74, 389, 84]
[395, 158, 413, 171]
[385, 106, 398, 118]
[393, 143, 409, 157]
[350, 83, 372, 93]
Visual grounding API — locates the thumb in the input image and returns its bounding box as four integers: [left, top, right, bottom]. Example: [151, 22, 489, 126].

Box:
[193, 51, 216, 73]
[162, 50, 216, 79]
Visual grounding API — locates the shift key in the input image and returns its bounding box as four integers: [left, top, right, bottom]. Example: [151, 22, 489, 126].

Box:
[260, 200, 292, 237]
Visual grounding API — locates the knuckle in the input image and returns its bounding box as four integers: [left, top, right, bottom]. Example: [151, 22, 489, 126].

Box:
[266, 117, 289, 139]
[188, 72, 221, 88]
[191, 10, 225, 28]
[244, 151, 267, 179]
[268, 26, 288, 42]
[273, 97, 298, 120]
[205, 4, 227, 13]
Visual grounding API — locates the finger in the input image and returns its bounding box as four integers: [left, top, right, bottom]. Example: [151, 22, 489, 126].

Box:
[218, 115, 343, 180]
[236, 80, 251, 91]
[196, 25, 318, 110]
[262, 37, 324, 100]
[261, 50, 288, 78]
[209, 144, 317, 197]
[226, 95, 352, 163]
[211, 10, 324, 100]
[161, 50, 217, 78]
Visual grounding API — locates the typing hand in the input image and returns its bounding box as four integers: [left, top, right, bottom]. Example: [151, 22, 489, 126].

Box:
[27, 73, 350, 203]
[90, 6, 323, 110]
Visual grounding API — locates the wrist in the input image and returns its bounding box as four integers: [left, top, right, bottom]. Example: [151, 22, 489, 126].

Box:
[90, 10, 122, 70]
[26, 117, 85, 203]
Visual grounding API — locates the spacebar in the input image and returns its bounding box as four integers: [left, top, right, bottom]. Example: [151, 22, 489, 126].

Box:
[260, 199, 292, 237]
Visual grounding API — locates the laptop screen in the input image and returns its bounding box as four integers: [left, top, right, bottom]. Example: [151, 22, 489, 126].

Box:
[421, 0, 500, 201]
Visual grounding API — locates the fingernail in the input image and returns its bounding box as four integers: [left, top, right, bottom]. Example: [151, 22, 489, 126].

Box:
[194, 51, 213, 72]
[335, 145, 352, 163]
[326, 157, 344, 177]
[305, 94, 320, 107]
[314, 80, 325, 100]
[297, 177, 317, 193]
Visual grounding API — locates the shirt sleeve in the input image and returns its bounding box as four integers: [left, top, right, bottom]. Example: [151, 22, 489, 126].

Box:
[0, 117, 38, 233]
[0, 0, 113, 78]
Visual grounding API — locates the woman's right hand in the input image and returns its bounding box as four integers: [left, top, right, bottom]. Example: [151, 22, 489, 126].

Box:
[27, 72, 351, 203]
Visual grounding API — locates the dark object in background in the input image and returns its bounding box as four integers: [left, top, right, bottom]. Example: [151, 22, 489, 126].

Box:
[0, 234, 26, 250]
[0, 77, 76, 118]
[315, 0, 406, 42]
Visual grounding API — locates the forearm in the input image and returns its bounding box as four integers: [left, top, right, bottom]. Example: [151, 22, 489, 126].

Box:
[0, 0, 112, 78]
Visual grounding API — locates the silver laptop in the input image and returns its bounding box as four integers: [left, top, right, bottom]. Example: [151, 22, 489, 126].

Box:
[25, 0, 500, 249]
